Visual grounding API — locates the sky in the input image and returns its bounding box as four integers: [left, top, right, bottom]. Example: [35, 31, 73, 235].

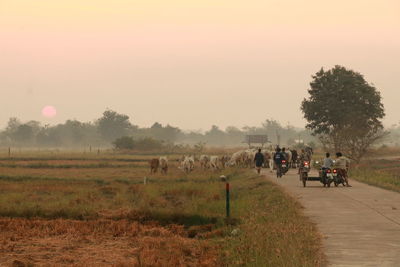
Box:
[1, 0, 399, 131]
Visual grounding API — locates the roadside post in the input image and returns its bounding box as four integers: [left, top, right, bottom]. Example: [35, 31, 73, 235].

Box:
[226, 182, 230, 218]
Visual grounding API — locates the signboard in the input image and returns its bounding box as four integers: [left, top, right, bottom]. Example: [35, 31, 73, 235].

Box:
[244, 135, 269, 147]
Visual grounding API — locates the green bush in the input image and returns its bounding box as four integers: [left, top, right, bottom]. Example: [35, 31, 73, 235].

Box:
[113, 136, 135, 149]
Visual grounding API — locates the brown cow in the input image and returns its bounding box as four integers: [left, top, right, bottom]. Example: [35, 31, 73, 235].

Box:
[149, 158, 160, 174]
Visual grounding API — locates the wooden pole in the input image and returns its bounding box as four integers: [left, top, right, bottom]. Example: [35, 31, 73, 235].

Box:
[226, 182, 230, 218]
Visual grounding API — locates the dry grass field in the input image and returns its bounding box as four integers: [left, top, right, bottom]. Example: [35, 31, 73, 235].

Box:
[0, 150, 325, 266]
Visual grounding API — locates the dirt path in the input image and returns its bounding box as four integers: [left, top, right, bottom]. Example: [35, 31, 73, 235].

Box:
[263, 169, 400, 267]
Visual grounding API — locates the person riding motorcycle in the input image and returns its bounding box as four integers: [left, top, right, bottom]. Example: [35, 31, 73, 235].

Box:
[298, 149, 312, 179]
[322, 152, 334, 169]
[333, 152, 351, 187]
[321, 152, 334, 186]
[273, 147, 286, 177]
[281, 147, 289, 172]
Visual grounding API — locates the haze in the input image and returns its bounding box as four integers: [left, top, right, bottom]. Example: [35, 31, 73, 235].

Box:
[1, 0, 399, 130]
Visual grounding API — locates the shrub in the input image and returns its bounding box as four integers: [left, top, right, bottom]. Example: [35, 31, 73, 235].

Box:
[113, 136, 135, 149]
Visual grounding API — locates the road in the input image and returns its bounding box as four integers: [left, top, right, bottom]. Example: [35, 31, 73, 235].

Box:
[263, 169, 400, 267]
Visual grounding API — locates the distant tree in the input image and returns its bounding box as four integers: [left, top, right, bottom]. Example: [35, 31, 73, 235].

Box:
[13, 124, 34, 144]
[97, 110, 133, 142]
[301, 66, 386, 161]
[6, 117, 21, 133]
[2, 118, 41, 145]
[225, 126, 245, 145]
[148, 122, 181, 142]
[113, 136, 135, 150]
[205, 125, 226, 145]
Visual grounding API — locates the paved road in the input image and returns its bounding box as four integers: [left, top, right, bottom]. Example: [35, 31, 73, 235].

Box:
[263, 169, 400, 267]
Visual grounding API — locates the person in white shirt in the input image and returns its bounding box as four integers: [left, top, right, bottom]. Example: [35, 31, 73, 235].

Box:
[322, 152, 334, 169]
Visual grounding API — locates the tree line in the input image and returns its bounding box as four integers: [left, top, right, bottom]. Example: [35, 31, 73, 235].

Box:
[0, 110, 315, 149]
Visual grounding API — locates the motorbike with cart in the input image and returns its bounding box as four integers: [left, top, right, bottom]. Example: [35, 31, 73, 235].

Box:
[299, 160, 311, 187]
[332, 168, 346, 187]
[319, 168, 334, 187]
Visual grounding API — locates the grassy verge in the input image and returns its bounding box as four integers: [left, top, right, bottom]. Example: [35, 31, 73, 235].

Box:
[224, 175, 325, 266]
[350, 167, 400, 193]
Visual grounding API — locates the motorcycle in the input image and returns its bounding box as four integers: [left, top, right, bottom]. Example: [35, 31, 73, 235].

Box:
[332, 168, 346, 187]
[320, 168, 334, 187]
[299, 161, 310, 187]
[281, 159, 289, 175]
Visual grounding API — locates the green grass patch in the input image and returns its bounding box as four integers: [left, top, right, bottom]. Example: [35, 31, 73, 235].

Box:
[350, 167, 400, 193]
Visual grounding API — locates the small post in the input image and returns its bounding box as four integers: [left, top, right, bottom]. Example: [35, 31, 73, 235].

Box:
[97, 149, 100, 155]
[89, 145, 92, 153]
[144, 177, 147, 185]
[226, 182, 230, 218]
[8, 147, 11, 157]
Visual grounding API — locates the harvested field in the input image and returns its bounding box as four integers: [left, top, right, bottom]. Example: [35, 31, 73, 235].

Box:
[0, 152, 324, 266]
[1, 218, 217, 267]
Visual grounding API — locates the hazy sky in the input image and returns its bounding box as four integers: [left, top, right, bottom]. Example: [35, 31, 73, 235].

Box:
[1, 0, 399, 131]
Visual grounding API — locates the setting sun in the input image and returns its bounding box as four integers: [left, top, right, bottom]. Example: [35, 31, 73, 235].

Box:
[41, 105, 57, 118]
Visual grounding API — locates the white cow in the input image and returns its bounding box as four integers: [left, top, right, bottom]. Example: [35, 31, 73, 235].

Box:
[229, 150, 245, 167]
[159, 156, 168, 174]
[181, 156, 195, 174]
[210, 156, 220, 170]
[244, 149, 257, 168]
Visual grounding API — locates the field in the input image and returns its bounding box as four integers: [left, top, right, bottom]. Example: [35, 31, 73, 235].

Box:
[0, 150, 325, 266]
[351, 157, 400, 192]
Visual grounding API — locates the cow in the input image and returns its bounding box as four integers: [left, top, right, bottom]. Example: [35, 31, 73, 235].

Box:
[159, 156, 168, 175]
[220, 155, 230, 169]
[181, 156, 195, 174]
[262, 149, 273, 168]
[244, 149, 257, 168]
[199, 155, 210, 169]
[228, 150, 245, 167]
[210, 156, 220, 170]
[149, 158, 160, 174]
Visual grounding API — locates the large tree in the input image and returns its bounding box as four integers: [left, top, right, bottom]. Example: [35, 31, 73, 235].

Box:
[301, 66, 386, 161]
[97, 110, 133, 142]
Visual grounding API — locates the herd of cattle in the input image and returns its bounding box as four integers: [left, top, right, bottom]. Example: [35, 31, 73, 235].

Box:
[149, 147, 301, 174]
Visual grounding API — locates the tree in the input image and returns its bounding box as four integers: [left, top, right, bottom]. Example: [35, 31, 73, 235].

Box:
[97, 110, 133, 142]
[301, 66, 386, 161]
[13, 124, 34, 144]
[113, 136, 135, 149]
